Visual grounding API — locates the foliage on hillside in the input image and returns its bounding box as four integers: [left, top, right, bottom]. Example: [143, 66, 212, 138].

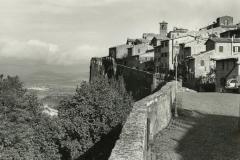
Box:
[0, 75, 132, 160]
[0, 75, 64, 160]
[58, 76, 133, 159]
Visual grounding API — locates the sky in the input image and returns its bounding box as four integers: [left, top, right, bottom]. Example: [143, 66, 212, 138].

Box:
[0, 0, 240, 76]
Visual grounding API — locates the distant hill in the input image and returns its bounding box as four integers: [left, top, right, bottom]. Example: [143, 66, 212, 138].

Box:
[0, 58, 89, 88]
[0, 58, 90, 107]
[23, 70, 88, 88]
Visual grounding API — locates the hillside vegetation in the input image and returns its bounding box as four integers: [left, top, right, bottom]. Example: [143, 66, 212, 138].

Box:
[0, 75, 132, 160]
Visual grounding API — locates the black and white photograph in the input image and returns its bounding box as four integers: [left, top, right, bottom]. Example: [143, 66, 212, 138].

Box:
[0, 0, 240, 159]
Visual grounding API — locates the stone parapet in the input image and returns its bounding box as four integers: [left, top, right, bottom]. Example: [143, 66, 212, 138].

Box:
[109, 81, 180, 160]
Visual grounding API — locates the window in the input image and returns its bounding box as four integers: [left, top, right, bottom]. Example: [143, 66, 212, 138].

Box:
[233, 46, 240, 53]
[128, 48, 132, 56]
[219, 46, 223, 52]
[138, 49, 140, 53]
[233, 46, 238, 52]
[200, 60, 205, 66]
[161, 52, 167, 57]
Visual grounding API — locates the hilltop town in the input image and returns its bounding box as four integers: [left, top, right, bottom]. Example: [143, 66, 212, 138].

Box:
[98, 16, 240, 160]
[91, 15, 240, 95]
[2, 0, 240, 159]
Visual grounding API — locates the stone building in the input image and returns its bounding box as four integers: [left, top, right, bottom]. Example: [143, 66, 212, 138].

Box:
[150, 35, 166, 47]
[142, 33, 159, 41]
[122, 49, 154, 72]
[139, 49, 155, 72]
[153, 34, 196, 77]
[109, 40, 152, 60]
[184, 50, 215, 89]
[213, 56, 240, 92]
[109, 44, 132, 59]
[178, 39, 207, 64]
[127, 44, 153, 57]
[205, 38, 240, 58]
[126, 38, 136, 45]
[158, 35, 195, 72]
[139, 49, 154, 63]
[167, 27, 189, 39]
[182, 37, 240, 90]
[178, 39, 207, 83]
[126, 38, 151, 45]
[220, 28, 240, 38]
[154, 45, 163, 73]
[200, 16, 234, 30]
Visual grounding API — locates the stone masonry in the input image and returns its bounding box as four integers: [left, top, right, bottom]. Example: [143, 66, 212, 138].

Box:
[108, 81, 180, 160]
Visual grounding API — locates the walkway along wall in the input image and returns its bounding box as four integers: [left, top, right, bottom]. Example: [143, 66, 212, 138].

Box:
[108, 81, 180, 160]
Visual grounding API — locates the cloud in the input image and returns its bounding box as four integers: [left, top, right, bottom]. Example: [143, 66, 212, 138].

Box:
[44, 0, 132, 7]
[56, 44, 105, 65]
[0, 39, 105, 65]
[0, 0, 239, 67]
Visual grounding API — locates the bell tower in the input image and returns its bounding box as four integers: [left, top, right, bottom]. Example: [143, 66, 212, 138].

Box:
[159, 21, 168, 37]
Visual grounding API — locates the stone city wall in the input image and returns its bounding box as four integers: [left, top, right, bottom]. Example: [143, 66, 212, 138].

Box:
[116, 64, 157, 100]
[108, 81, 180, 160]
[90, 57, 159, 100]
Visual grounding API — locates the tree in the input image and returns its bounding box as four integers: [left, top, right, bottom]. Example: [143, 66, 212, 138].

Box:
[58, 76, 132, 159]
[0, 75, 132, 160]
[0, 75, 62, 160]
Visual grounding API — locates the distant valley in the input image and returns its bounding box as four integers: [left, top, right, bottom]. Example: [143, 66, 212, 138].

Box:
[0, 58, 90, 107]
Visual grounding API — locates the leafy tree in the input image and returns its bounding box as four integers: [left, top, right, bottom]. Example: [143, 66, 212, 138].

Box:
[0, 75, 62, 160]
[0, 75, 132, 160]
[58, 76, 132, 159]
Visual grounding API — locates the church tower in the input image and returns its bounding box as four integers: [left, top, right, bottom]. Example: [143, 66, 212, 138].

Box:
[159, 21, 168, 37]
